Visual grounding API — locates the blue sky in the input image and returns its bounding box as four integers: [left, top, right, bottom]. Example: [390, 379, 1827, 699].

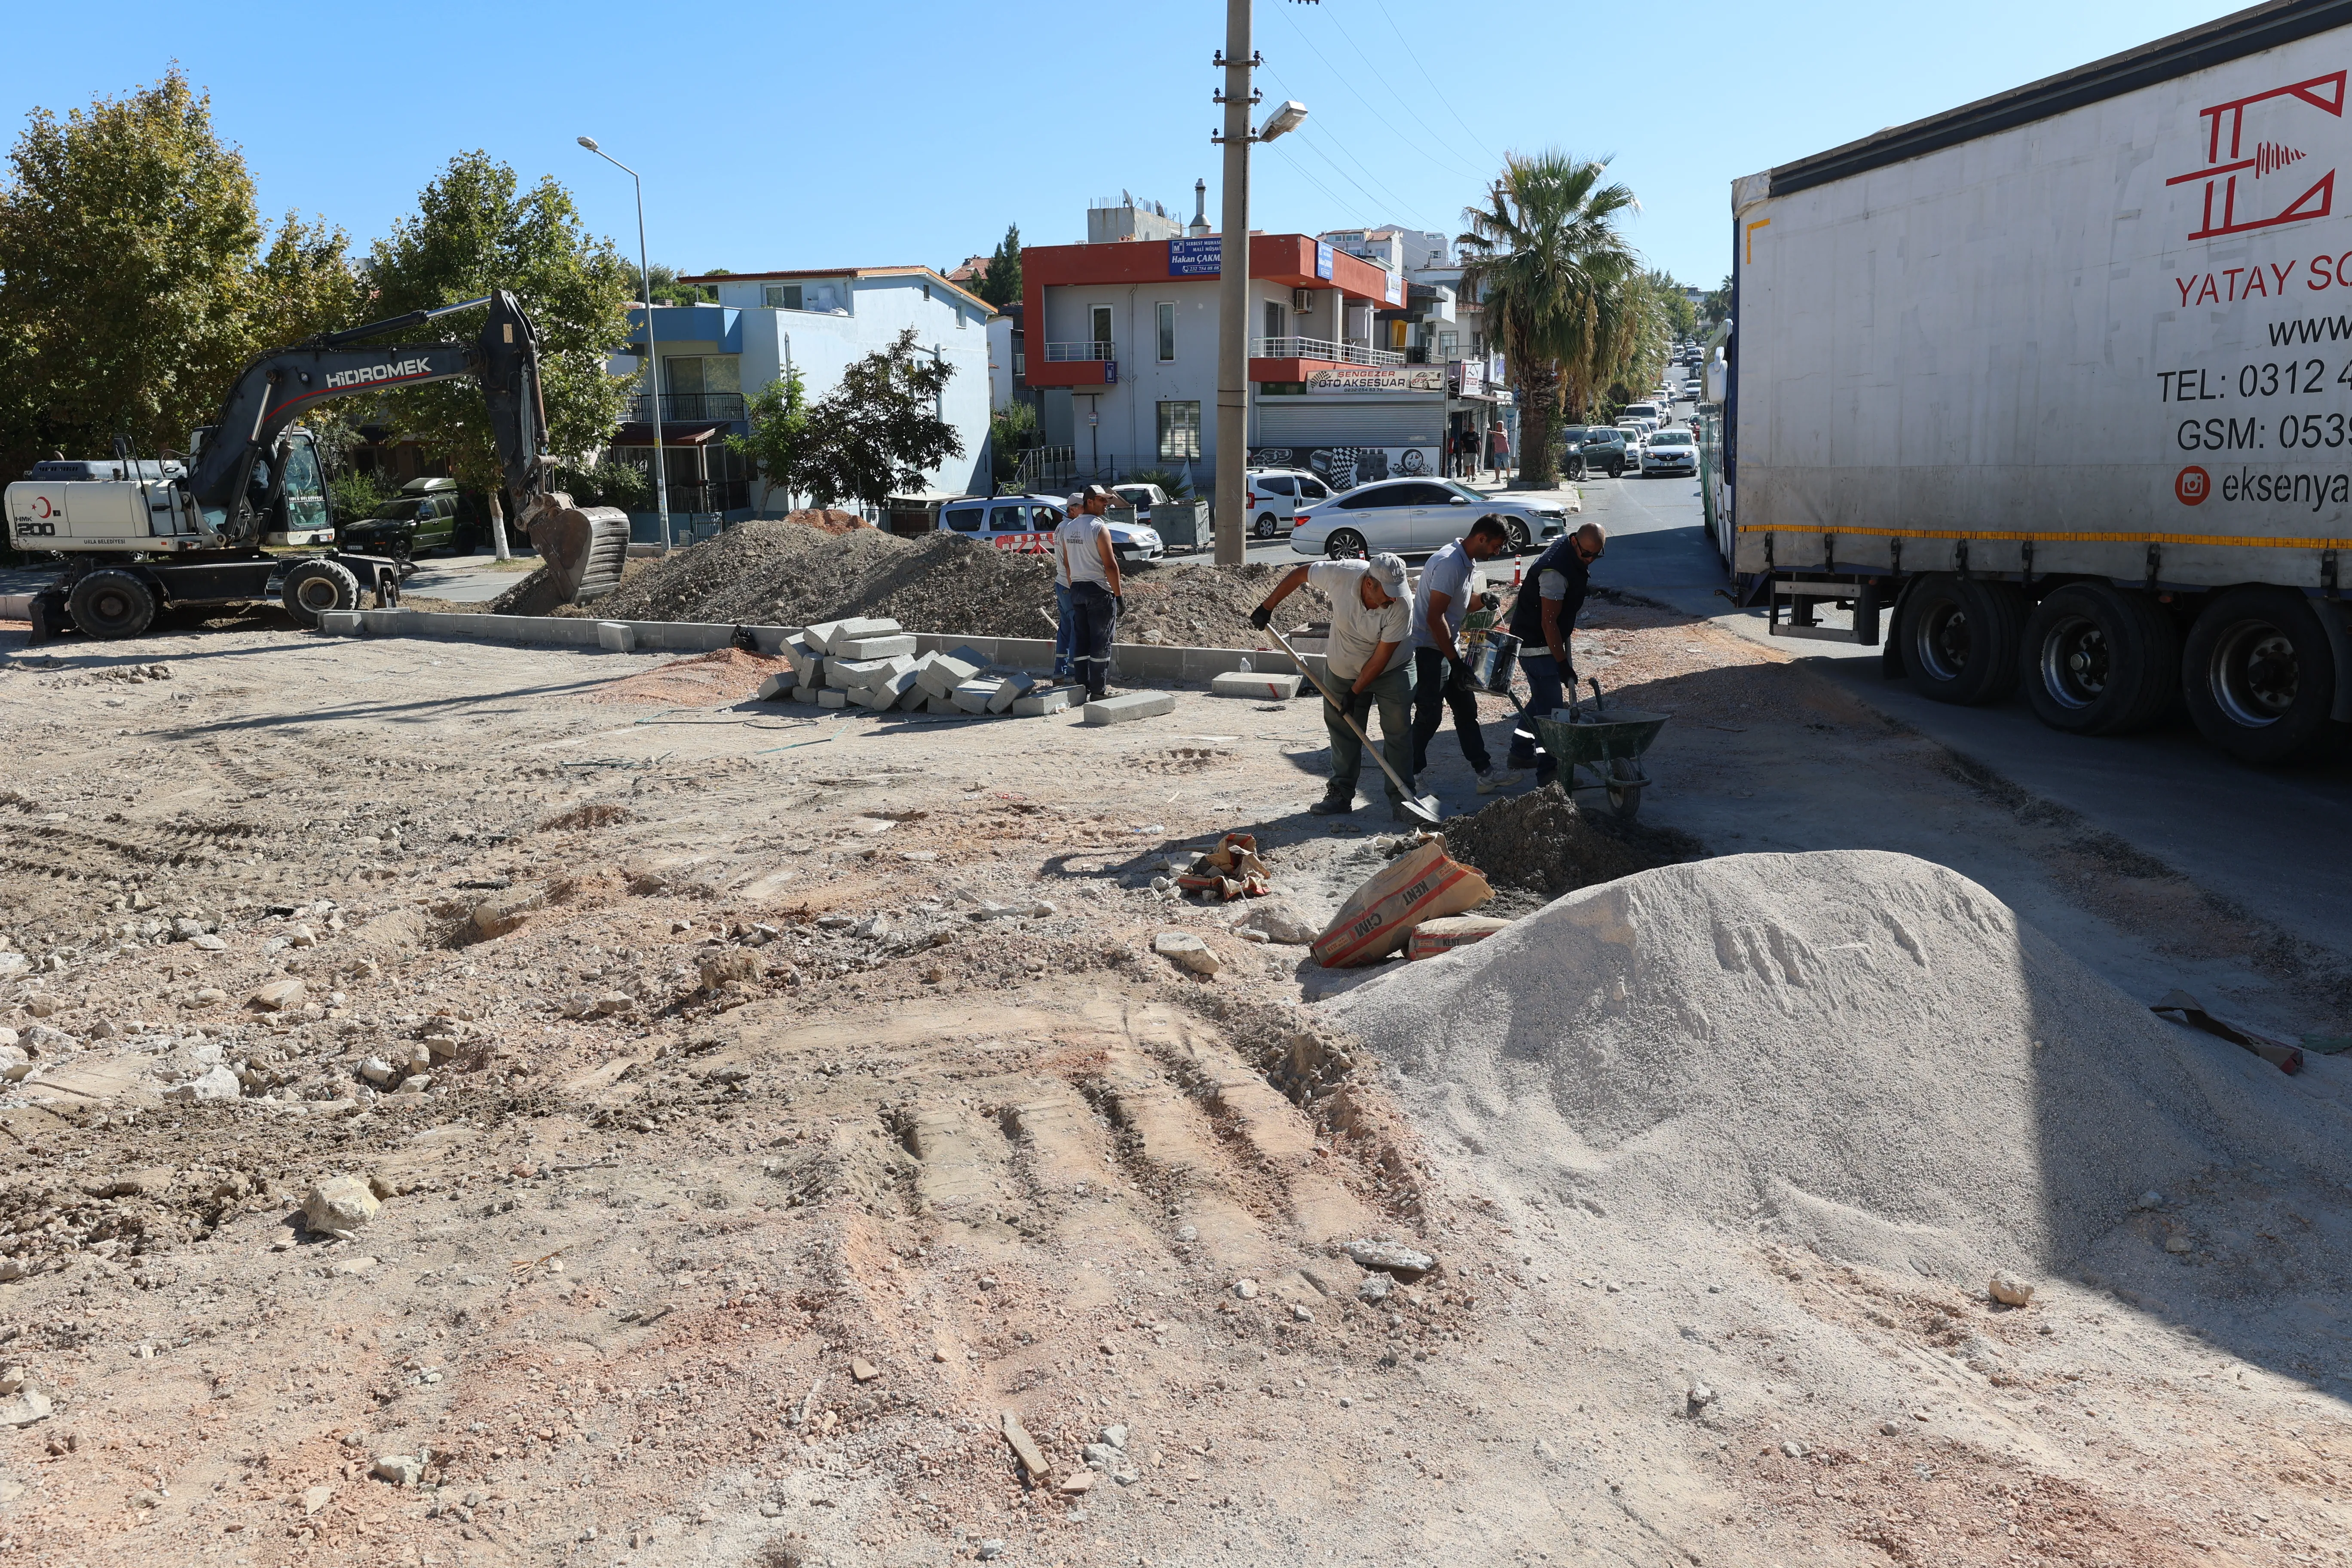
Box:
[3, 0, 2251, 292]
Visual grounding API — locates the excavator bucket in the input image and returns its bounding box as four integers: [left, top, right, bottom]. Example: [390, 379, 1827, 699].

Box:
[527, 499, 631, 604]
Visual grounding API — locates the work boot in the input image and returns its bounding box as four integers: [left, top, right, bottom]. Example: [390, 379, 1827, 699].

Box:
[1308, 793, 1355, 816]
[1474, 766, 1524, 795]
[1389, 802, 1418, 823]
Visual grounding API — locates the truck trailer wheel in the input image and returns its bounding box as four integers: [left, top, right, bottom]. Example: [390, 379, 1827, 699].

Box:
[2020, 583, 2179, 735]
[66, 569, 159, 639]
[1898, 573, 2023, 705]
[2182, 587, 2337, 764]
[280, 559, 360, 627]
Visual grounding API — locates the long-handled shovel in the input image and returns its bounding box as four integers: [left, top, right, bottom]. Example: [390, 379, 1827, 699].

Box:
[1259, 621, 1442, 827]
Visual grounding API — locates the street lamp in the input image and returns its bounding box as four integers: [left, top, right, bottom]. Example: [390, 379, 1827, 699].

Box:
[577, 135, 673, 555]
[1211, 5, 1311, 567]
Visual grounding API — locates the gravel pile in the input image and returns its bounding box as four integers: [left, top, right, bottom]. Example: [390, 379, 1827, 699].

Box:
[1438, 784, 1701, 914]
[509, 521, 1329, 646]
[1328, 850, 2348, 1280]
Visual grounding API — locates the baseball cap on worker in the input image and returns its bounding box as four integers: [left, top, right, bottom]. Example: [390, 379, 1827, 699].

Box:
[1367, 552, 1408, 597]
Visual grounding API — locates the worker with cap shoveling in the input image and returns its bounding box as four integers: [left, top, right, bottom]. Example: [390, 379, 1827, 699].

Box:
[1410, 514, 1522, 795]
[1505, 521, 1606, 784]
[1250, 552, 1418, 821]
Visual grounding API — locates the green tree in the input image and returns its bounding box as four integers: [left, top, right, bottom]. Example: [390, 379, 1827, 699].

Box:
[975, 224, 1022, 309]
[365, 150, 636, 557]
[1700, 273, 1731, 329]
[728, 368, 812, 508]
[1458, 151, 1639, 487]
[789, 328, 961, 511]
[1649, 269, 1697, 340]
[0, 69, 356, 477]
[644, 263, 715, 306]
[988, 400, 1038, 484]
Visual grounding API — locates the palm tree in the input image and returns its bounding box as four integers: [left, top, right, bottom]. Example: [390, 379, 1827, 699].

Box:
[1458, 151, 1638, 487]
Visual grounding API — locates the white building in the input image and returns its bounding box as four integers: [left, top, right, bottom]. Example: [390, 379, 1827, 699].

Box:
[610, 266, 995, 530]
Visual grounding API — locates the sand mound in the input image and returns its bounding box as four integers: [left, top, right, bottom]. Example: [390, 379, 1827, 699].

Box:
[1327, 850, 2347, 1282]
[582, 648, 788, 707]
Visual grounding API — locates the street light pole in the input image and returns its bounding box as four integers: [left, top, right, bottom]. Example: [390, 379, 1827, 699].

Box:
[1212, 11, 1308, 568]
[577, 136, 672, 556]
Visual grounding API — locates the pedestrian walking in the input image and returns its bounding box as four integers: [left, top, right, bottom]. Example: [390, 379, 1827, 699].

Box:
[1057, 486, 1123, 700]
[1250, 552, 1417, 820]
[1409, 516, 1522, 793]
[1505, 522, 1606, 783]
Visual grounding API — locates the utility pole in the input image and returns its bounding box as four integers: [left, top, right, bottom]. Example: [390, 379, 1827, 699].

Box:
[1212, 0, 1255, 568]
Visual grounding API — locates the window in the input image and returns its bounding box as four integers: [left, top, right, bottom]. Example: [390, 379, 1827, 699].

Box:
[1439, 329, 1458, 358]
[1335, 488, 1384, 511]
[1013, 350, 1026, 378]
[1156, 302, 1176, 362]
[1090, 305, 1113, 353]
[1263, 300, 1285, 342]
[1155, 401, 1201, 462]
[957, 308, 967, 329]
[765, 284, 803, 310]
[989, 504, 1031, 533]
[1299, 478, 1331, 501]
[1257, 476, 1295, 496]
[1032, 505, 1064, 527]
[944, 505, 983, 533]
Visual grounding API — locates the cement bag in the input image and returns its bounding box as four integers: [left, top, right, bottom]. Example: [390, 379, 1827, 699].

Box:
[1406, 914, 1513, 961]
[1311, 840, 1493, 968]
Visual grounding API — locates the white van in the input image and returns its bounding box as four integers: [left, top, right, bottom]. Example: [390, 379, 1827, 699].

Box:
[1244, 468, 1336, 539]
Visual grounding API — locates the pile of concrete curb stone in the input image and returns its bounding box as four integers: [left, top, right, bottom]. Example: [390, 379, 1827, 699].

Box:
[757, 618, 1072, 717]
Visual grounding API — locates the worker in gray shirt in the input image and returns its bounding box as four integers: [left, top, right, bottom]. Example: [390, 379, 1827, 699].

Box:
[1409, 515, 1522, 794]
[1251, 552, 1418, 820]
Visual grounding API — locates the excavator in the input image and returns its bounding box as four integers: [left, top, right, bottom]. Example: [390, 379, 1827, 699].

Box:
[4, 290, 629, 641]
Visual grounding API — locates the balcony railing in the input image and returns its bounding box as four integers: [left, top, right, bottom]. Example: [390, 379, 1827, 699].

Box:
[625, 392, 747, 424]
[1250, 336, 1404, 366]
[1044, 341, 1117, 362]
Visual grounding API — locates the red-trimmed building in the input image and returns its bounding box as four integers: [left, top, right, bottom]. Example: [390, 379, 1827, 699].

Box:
[1022, 232, 1447, 494]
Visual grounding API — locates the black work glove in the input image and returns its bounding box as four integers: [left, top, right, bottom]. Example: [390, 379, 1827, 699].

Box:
[1446, 659, 1476, 695]
[1249, 603, 1273, 630]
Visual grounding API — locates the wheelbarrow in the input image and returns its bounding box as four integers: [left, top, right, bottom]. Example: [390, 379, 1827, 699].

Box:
[1462, 629, 1668, 820]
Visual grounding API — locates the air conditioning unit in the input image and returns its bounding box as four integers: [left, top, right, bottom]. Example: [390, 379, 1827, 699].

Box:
[1292, 288, 1313, 313]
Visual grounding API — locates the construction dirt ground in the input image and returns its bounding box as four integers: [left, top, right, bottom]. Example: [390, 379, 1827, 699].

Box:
[2, 579, 2350, 1568]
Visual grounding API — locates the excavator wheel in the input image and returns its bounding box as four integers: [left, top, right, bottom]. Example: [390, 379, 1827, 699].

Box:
[281, 559, 361, 627]
[528, 503, 631, 604]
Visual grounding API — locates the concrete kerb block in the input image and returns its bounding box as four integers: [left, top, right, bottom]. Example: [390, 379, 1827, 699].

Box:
[1082, 691, 1176, 726]
[1210, 670, 1302, 701]
[818, 689, 848, 709]
[790, 685, 818, 704]
[803, 620, 847, 655]
[1013, 686, 1075, 717]
[917, 655, 980, 699]
[847, 687, 896, 711]
[827, 657, 893, 690]
[951, 679, 1003, 715]
[832, 633, 917, 662]
[818, 617, 900, 655]
[987, 671, 1038, 713]
[597, 621, 635, 653]
[756, 673, 792, 701]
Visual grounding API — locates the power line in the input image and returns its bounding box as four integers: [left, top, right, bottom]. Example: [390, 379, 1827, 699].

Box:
[1272, 6, 1489, 186]
[1259, 58, 1437, 230]
[1313, 4, 1498, 182]
[1369, 0, 1503, 166]
[1264, 140, 1373, 230]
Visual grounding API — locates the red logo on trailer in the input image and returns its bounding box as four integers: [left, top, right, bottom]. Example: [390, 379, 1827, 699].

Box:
[2176, 465, 2211, 505]
[2165, 70, 2347, 239]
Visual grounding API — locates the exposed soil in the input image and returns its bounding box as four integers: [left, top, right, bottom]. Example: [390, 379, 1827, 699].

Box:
[1, 599, 2346, 1568]
[1437, 781, 1703, 914]
[491, 523, 1331, 649]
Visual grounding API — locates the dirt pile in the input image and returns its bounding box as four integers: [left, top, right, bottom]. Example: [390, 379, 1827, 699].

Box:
[521, 521, 1331, 645]
[1437, 782, 1701, 913]
[1329, 849, 2351, 1279]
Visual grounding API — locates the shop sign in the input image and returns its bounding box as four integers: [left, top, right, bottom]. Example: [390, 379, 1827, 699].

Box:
[1169, 237, 1222, 276]
[1384, 271, 1404, 306]
[1247, 444, 1439, 491]
[1316, 240, 1335, 280]
[1305, 364, 1446, 394]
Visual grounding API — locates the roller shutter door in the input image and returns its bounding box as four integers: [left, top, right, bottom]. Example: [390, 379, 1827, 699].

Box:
[1255, 397, 1444, 447]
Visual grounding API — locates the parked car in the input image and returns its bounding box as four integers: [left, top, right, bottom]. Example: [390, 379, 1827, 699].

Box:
[338, 477, 471, 561]
[1562, 427, 1631, 478]
[1620, 402, 1664, 431]
[1287, 478, 1570, 559]
[1640, 429, 1698, 476]
[1243, 469, 1337, 539]
[935, 493, 1164, 562]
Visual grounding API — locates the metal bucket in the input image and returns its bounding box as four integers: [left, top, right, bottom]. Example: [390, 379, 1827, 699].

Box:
[1466, 630, 1522, 694]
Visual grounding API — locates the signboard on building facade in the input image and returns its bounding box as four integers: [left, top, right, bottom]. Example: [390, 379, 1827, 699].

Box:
[1450, 358, 1487, 397]
[1315, 241, 1335, 280]
[1168, 237, 1221, 276]
[1384, 271, 1404, 306]
[1305, 364, 1446, 394]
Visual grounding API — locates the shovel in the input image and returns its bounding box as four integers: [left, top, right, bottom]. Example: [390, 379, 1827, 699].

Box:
[1259, 620, 1442, 828]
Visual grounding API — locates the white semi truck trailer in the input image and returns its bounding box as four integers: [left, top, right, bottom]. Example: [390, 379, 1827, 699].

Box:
[1727, 0, 2352, 762]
